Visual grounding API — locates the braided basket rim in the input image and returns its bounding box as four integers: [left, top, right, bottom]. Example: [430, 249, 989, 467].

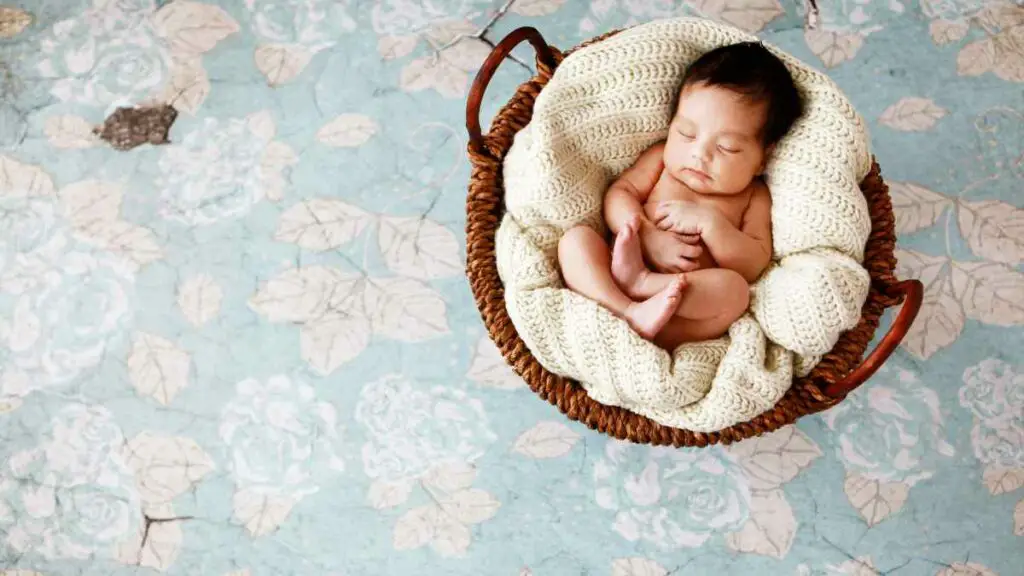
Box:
[464, 29, 900, 447]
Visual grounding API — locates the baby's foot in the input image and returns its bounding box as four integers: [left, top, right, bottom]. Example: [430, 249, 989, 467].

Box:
[611, 215, 649, 298]
[624, 277, 684, 341]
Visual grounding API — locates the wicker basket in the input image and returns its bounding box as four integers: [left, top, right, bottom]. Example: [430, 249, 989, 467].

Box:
[464, 26, 924, 447]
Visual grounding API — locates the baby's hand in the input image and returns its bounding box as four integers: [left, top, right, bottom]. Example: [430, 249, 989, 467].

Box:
[640, 225, 703, 273]
[651, 201, 719, 236]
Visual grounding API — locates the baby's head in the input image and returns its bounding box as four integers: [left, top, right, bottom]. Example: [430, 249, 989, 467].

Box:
[664, 41, 802, 195]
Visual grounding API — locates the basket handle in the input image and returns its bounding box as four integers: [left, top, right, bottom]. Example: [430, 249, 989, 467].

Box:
[466, 26, 556, 151]
[822, 279, 925, 398]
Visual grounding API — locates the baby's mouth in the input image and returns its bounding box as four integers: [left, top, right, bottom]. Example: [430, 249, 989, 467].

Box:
[683, 167, 711, 180]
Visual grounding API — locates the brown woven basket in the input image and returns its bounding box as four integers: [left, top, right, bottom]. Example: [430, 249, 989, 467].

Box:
[464, 26, 924, 447]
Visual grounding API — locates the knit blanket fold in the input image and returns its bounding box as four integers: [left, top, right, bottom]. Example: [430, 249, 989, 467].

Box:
[495, 17, 872, 432]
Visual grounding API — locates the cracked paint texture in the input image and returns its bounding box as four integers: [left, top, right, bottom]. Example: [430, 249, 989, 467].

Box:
[1, 0, 1023, 574]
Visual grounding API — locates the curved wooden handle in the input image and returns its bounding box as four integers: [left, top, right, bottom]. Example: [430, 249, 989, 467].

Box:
[466, 26, 556, 151]
[822, 279, 925, 398]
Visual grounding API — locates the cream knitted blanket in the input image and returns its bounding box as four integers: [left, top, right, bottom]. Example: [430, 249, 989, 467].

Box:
[495, 17, 872, 432]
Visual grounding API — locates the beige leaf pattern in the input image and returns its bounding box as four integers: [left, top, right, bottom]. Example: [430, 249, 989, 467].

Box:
[805, 29, 863, 68]
[929, 19, 969, 46]
[0, 6, 31, 38]
[888, 182, 953, 234]
[724, 489, 797, 558]
[255, 44, 313, 86]
[982, 466, 1024, 495]
[879, 97, 948, 131]
[1016, 499, 1024, 536]
[935, 563, 999, 576]
[726, 427, 822, 491]
[844, 474, 909, 526]
[957, 39, 996, 77]
[957, 199, 1024, 265]
[950, 261, 1024, 326]
[903, 266, 964, 359]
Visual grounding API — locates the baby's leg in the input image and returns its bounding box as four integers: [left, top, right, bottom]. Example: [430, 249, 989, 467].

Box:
[653, 269, 752, 349]
[557, 225, 685, 341]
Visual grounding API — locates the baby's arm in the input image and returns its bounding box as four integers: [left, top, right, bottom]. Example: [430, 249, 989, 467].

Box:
[700, 183, 773, 282]
[603, 143, 664, 234]
[604, 143, 702, 273]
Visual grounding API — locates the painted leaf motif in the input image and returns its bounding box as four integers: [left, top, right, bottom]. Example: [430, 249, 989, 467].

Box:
[439, 489, 500, 525]
[255, 44, 313, 86]
[160, 55, 210, 115]
[0, 155, 55, 198]
[511, 0, 567, 16]
[114, 502, 183, 571]
[982, 466, 1024, 495]
[804, 29, 863, 68]
[245, 110, 276, 142]
[895, 249, 948, 287]
[367, 478, 414, 509]
[316, 114, 379, 147]
[275, 199, 373, 251]
[127, 333, 191, 405]
[1016, 498, 1024, 536]
[259, 141, 297, 202]
[724, 489, 796, 558]
[123, 433, 215, 504]
[726, 427, 822, 491]
[889, 183, 952, 233]
[957, 39, 995, 77]
[249, 266, 360, 323]
[45, 115, 99, 149]
[378, 35, 419, 59]
[957, 199, 1024, 265]
[844, 474, 909, 526]
[827, 557, 879, 576]
[903, 268, 964, 359]
[466, 335, 525, 389]
[936, 563, 999, 576]
[364, 277, 449, 341]
[992, 32, 1024, 82]
[610, 558, 668, 576]
[950, 261, 1024, 326]
[400, 56, 466, 98]
[423, 462, 477, 495]
[879, 98, 947, 131]
[378, 216, 461, 280]
[0, 6, 32, 38]
[299, 312, 371, 375]
[929, 19, 969, 46]
[512, 421, 581, 458]
[177, 274, 223, 327]
[393, 504, 439, 550]
[59, 180, 122, 227]
[430, 513, 472, 557]
[152, 1, 240, 55]
[233, 489, 296, 537]
[696, 0, 784, 33]
[77, 220, 164, 270]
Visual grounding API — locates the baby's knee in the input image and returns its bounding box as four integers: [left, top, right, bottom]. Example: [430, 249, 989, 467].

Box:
[558, 225, 600, 256]
[718, 270, 750, 315]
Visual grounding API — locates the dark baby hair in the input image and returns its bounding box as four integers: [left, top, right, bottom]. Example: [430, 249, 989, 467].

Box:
[678, 41, 803, 146]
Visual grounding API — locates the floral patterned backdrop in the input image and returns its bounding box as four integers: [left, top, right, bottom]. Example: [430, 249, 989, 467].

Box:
[0, 0, 1022, 574]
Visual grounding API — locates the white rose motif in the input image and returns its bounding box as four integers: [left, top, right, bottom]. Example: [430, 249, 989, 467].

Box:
[593, 440, 751, 550]
[0, 403, 140, 560]
[0, 198, 61, 260]
[1, 235, 134, 392]
[246, 0, 355, 51]
[219, 375, 344, 500]
[961, 359, 1024, 468]
[821, 367, 955, 485]
[355, 374, 496, 483]
[36, 0, 171, 112]
[157, 112, 291, 225]
[371, 0, 493, 36]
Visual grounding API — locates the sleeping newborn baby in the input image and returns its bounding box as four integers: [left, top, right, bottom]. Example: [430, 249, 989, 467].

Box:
[557, 41, 803, 350]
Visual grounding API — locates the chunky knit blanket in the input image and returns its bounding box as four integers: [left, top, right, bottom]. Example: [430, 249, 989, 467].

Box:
[495, 17, 872, 432]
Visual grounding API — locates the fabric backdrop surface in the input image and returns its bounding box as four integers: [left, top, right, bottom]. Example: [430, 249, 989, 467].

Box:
[0, 0, 1022, 575]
